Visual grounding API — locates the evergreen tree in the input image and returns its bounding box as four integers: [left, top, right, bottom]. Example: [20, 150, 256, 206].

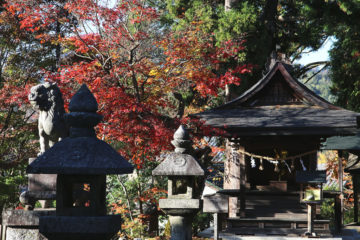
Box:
[165, 0, 329, 96]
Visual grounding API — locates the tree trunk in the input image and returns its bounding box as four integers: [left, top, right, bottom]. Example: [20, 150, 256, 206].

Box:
[224, 0, 240, 101]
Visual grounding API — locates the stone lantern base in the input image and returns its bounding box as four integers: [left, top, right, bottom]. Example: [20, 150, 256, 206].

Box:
[1, 209, 55, 240]
[39, 215, 122, 240]
[169, 215, 194, 240]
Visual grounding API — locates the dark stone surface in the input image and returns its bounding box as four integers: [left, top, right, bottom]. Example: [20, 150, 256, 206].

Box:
[2, 210, 55, 226]
[65, 112, 102, 129]
[56, 175, 106, 216]
[68, 84, 98, 112]
[27, 137, 133, 174]
[28, 158, 57, 192]
[39, 215, 122, 240]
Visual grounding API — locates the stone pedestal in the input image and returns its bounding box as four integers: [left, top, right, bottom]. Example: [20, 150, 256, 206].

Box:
[39, 215, 122, 240]
[169, 215, 192, 240]
[5, 228, 46, 240]
[1, 209, 55, 240]
[20, 158, 56, 210]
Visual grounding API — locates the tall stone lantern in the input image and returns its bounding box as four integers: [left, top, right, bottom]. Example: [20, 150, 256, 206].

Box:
[27, 84, 133, 240]
[153, 125, 204, 240]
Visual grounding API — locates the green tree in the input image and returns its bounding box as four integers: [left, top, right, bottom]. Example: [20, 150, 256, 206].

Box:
[165, 0, 330, 96]
[302, 0, 360, 111]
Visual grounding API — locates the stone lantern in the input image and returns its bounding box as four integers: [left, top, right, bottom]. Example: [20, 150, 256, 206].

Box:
[152, 125, 204, 240]
[296, 171, 326, 237]
[27, 84, 133, 240]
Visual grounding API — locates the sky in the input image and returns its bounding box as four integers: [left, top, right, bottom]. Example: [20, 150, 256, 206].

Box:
[295, 38, 334, 66]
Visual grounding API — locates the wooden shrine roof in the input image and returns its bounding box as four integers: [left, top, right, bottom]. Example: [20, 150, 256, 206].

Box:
[195, 61, 360, 137]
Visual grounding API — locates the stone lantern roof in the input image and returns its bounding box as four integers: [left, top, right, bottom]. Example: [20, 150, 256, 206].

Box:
[152, 125, 204, 176]
[27, 84, 133, 175]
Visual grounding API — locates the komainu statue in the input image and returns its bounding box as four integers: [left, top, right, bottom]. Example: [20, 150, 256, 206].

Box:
[28, 82, 67, 155]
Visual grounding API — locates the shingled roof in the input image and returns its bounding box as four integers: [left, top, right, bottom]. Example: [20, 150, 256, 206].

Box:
[195, 61, 360, 136]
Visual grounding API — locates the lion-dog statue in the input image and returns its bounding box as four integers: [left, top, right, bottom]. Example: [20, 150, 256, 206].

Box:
[28, 82, 68, 155]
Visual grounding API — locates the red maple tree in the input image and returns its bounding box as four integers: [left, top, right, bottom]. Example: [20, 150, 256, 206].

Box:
[6, 0, 251, 168]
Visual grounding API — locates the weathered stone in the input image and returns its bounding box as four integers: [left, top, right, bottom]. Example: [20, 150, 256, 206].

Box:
[203, 194, 229, 213]
[27, 137, 133, 175]
[28, 82, 67, 155]
[19, 158, 56, 210]
[153, 125, 203, 240]
[171, 125, 192, 154]
[169, 216, 192, 240]
[1, 210, 54, 240]
[6, 228, 46, 240]
[159, 199, 200, 209]
[2, 210, 55, 226]
[152, 153, 204, 176]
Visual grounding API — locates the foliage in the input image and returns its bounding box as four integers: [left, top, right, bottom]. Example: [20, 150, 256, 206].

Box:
[0, 165, 27, 210]
[164, 0, 333, 94]
[192, 212, 212, 236]
[302, 0, 360, 111]
[300, 68, 336, 103]
[330, 33, 360, 111]
[0, 0, 52, 210]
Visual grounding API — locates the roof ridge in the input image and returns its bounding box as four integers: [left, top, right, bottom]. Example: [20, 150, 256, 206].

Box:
[213, 61, 341, 110]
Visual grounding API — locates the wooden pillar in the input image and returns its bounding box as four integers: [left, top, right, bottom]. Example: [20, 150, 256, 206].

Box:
[353, 174, 359, 224]
[213, 213, 219, 240]
[224, 139, 246, 218]
[335, 193, 342, 232]
[338, 151, 344, 227]
[307, 203, 315, 235]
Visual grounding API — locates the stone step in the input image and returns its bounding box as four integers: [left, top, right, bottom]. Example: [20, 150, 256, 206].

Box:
[220, 228, 333, 238]
[245, 211, 307, 219]
[227, 217, 330, 231]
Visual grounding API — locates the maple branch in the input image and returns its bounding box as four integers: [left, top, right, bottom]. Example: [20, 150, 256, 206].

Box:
[73, 51, 94, 61]
[121, 22, 135, 42]
[73, 27, 105, 63]
[131, 69, 141, 103]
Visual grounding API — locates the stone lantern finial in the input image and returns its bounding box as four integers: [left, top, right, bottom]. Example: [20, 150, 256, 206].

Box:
[65, 84, 103, 138]
[171, 125, 193, 154]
